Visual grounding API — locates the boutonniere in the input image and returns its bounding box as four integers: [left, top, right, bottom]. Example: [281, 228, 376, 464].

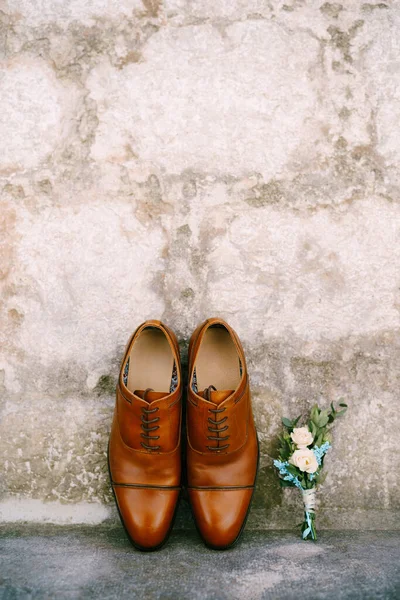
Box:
[274, 401, 347, 540]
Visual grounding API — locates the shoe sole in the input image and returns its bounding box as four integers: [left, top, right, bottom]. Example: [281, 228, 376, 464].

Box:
[107, 443, 181, 552]
[187, 434, 261, 551]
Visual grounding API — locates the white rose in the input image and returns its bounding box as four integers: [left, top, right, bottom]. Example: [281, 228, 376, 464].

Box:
[289, 449, 318, 474]
[290, 427, 313, 449]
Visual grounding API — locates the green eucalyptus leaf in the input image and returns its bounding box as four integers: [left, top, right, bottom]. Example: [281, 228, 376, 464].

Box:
[317, 412, 329, 427]
[311, 405, 319, 420]
[282, 417, 293, 429]
[280, 447, 290, 460]
[279, 480, 296, 488]
[292, 414, 302, 427]
[328, 404, 336, 423]
[311, 408, 321, 427]
[286, 464, 300, 477]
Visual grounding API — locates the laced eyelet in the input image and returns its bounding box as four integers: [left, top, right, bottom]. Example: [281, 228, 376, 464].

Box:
[140, 389, 161, 452]
[207, 406, 230, 452]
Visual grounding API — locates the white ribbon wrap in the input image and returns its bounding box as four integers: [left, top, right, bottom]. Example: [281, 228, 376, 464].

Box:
[302, 488, 316, 514]
[301, 487, 317, 539]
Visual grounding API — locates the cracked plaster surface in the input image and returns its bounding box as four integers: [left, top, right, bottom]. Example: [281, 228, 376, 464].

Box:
[0, 0, 399, 526]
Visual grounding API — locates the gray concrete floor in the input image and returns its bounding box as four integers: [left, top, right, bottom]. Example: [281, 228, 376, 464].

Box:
[0, 525, 399, 600]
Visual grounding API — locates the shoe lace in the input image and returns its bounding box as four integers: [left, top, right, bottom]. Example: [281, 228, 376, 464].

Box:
[205, 385, 230, 451]
[140, 388, 160, 451]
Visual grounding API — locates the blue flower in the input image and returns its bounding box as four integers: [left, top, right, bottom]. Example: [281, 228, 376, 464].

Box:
[273, 459, 303, 490]
[273, 459, 288, 475]
[312, 442, 331, 465]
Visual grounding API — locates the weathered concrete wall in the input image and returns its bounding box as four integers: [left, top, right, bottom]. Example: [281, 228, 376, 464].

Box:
[1, 0, 399, 528]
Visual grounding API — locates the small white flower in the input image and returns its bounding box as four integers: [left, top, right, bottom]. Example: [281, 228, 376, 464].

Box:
[290, 427, 313, 449]
[289, 449, 318, 474]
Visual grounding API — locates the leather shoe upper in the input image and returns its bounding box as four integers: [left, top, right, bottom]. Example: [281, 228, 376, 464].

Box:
[108, 320, 182, 550]
[186, 318, 258, 549]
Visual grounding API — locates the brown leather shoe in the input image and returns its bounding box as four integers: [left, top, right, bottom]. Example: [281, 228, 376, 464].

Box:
[186, 318, 259, 549]
[108, 320, 182, 551]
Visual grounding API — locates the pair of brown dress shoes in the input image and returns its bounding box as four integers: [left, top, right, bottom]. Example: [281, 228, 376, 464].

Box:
[108, 317, 259, 551]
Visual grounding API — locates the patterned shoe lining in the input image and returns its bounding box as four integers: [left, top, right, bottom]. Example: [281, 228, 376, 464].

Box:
[192, 367, 198, 393]
[122, 357, 178, 394]
[123, 358, 130, 387]
[170, 361, 178, 392]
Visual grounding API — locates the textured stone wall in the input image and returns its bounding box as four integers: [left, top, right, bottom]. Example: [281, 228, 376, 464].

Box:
[1, 0, 399, 528]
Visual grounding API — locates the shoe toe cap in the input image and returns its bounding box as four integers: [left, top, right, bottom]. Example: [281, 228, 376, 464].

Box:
[113, 486, 179, 550]
[188, 488, 253, 549]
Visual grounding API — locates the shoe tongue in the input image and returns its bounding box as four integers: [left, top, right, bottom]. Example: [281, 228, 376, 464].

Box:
[200, 388, 233, 404]
[134, 390, 168, 403]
